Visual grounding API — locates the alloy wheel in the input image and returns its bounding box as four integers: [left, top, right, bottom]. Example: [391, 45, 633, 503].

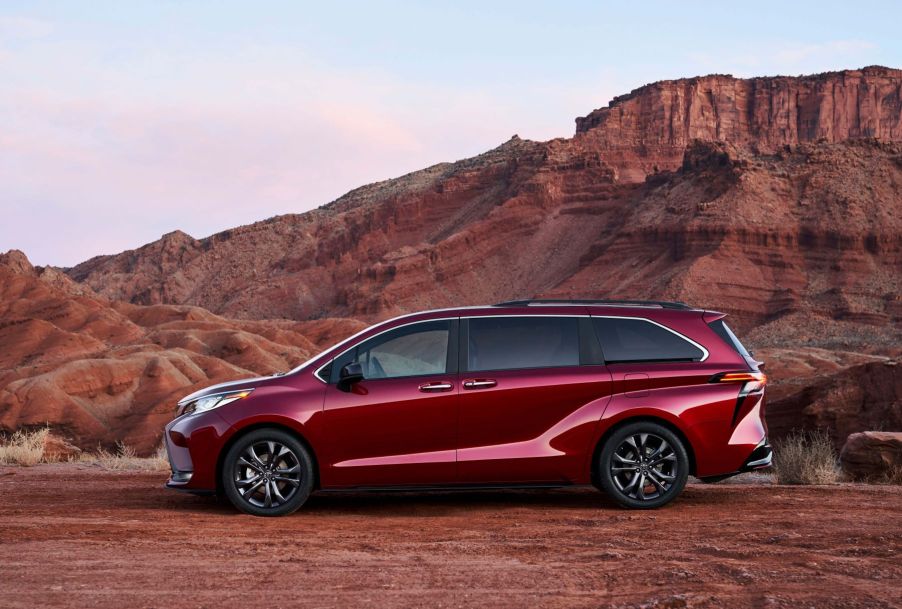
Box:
[233, 440, 302, 509]
[610, 432, 678, 501]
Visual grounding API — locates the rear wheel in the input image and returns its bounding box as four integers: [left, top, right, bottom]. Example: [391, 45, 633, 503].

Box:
[597, 422, 689, 509]
[221, 428, 314, 516]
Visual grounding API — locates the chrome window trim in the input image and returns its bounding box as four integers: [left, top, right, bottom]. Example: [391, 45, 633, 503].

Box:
[312, 312, 707, 384]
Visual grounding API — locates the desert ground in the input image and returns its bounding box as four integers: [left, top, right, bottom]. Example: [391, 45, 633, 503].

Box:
[0, 464, 899, 609]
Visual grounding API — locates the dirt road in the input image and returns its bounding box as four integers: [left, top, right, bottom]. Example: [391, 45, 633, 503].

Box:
[0, 464, 899, 608]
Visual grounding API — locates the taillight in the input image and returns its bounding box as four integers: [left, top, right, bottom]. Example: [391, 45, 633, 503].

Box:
[709, 371, 767, 384]
[711, 371, 767, 426]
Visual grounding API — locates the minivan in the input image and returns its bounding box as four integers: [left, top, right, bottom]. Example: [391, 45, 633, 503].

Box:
[164, 300, 771, 516]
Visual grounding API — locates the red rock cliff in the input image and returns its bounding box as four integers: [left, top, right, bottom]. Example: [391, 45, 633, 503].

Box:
[574, 66, 902, 181]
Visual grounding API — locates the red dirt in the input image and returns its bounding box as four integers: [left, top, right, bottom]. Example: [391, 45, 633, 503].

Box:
[1, 464, 899, 608]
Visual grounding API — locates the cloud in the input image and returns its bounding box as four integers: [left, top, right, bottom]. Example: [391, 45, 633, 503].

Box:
[0, 16, 53, 38]
[773, 39, 878, 66]
[686, 39, 879, 77]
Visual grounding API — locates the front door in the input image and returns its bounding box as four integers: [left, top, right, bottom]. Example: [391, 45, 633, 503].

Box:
[321, 319, 459, 487]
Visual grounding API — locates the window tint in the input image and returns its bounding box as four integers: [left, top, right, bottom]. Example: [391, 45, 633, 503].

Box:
[593, 317, 704, 363]
[332, 320, 450, 381]
[467, 316, 579, 372]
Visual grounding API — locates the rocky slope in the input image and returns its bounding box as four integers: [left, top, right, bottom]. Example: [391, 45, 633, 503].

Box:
[0, 251, 363, 453]
[3, 67, 901, 450]
[67, 68, 902, 338]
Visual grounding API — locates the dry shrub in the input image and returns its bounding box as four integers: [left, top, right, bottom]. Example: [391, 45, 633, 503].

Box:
[773, 430, 839, 485]
[880, 464, 902, 485]
[0, 428, 50, 466]
[76, 442, 169, 471]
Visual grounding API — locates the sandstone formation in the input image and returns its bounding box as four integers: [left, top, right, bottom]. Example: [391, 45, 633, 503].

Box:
[575, 66, 902, 181]
[0, 251, 364, 454]
[767, 360, 902, 449]
[840, 431, 902, 480]
[68, 75, 902, 341]
[3, 67, 901, 450]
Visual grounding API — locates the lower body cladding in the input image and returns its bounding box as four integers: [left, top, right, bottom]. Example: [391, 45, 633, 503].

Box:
[164, 410, 233, 493]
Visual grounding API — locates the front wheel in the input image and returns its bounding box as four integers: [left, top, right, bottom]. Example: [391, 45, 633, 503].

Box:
[597, 422, 689, 509]
[221, 428, 314, 516]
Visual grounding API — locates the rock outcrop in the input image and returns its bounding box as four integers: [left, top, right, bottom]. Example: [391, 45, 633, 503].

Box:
[767, 360, 902, 449]
[840, 431, 902, 480]
[575, 66, 902, 181]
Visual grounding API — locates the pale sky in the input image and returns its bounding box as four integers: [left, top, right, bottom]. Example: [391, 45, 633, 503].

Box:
[2, 1, 900, 266]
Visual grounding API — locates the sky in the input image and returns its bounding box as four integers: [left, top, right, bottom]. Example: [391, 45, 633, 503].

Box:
[1, 1, 900, 267]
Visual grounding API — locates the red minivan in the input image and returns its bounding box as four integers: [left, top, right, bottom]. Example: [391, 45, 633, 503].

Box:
[164, 300, 771, 516]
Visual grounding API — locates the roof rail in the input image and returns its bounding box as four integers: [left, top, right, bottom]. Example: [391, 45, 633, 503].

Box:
[493, 299, 693, 310]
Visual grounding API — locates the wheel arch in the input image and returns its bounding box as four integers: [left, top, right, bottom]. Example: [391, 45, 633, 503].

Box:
[215, 421, 321, 494]
[589, 415, 697, 487]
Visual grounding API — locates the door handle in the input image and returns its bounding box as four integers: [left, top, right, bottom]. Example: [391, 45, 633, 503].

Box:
[418, 381, 453, 393]
[462, 379, 497, 390]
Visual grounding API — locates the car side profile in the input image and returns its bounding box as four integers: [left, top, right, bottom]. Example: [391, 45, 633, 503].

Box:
[164, 299, 771, 516]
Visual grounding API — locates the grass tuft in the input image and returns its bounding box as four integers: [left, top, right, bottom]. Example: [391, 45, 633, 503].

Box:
[773, 430, 839, 485]
[0, 429, 168, 471]
[0, 428, 52, 466]
[76, 442, 169, 471]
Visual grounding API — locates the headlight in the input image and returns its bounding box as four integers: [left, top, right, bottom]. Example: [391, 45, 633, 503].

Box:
[181, 389, 254, 417]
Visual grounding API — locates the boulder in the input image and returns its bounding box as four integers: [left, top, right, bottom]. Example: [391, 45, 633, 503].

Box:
[41, 433, 83, 461]
[839, 431, 902, 480]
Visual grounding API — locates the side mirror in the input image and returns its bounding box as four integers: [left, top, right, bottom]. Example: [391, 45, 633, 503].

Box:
[338, 362, 364, 391]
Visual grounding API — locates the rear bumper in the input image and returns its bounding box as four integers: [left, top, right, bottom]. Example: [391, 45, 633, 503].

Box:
[697, 438, 771, 483]
[739, 439, 773, 471]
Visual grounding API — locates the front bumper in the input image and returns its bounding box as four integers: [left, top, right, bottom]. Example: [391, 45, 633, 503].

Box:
[163, 409, 233, 492]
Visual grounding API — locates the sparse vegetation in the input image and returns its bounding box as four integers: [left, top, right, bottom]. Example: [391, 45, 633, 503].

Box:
[0, 430, 168, 470]
[881, 464, 902, 485]
[773, 430, 840, 485]
[75, 442, 169, 471]
[0, 428, 52, 466]
[884, 466, 902, 484]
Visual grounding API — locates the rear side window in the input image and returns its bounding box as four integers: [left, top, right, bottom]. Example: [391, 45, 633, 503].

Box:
[592, 317, 704, 364]
[707, 319, 752, 358]
[467, 316, 579, 372]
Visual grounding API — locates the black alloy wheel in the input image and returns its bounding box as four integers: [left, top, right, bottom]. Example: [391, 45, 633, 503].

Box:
[598, 421, 689, 509]
[222, 428, 314, 516]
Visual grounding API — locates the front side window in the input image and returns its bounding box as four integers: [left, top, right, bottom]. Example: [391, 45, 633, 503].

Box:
[332, 320, 450, 381]
[592, 317, 704, 364]
[467, 316, 579, 372]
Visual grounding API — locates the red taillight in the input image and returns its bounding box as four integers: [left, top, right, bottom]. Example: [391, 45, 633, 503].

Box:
[711, 371, 767, 384]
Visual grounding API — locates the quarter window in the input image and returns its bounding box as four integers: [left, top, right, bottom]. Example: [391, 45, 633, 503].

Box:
[592, 317, 704, 363]
[467, 316, 579, 372]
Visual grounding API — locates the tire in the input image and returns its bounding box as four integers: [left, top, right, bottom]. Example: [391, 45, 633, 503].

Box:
[221, 428, 314, 516]
[597, 421, 689, 509]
